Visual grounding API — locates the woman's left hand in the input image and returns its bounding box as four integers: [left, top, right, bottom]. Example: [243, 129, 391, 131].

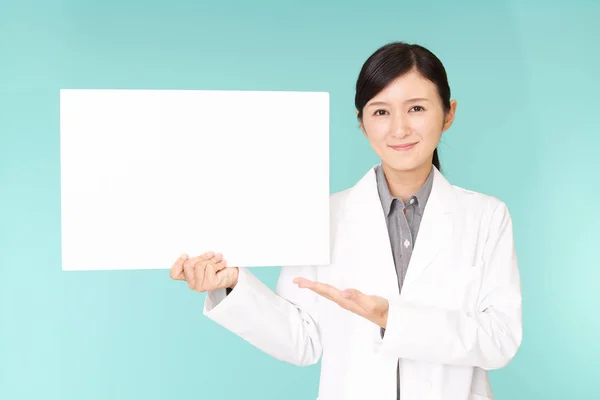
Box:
[293, 277, 389, 329]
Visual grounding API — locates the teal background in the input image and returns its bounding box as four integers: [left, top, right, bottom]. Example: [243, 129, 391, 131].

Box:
[1, 0, 599, 399]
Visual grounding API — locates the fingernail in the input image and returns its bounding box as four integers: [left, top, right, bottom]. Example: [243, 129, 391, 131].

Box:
[180, 253, 188, 260]
[341, 291, 352, 298]
[216, 252, 222, 258]
[206, 251, 214, 257]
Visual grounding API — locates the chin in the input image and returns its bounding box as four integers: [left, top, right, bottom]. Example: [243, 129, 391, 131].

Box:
[382, 158, 422, 172]
[380, 147, 433, 172]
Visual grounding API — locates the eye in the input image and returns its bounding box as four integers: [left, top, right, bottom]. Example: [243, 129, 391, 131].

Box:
[373, 109, 389, 116]
[409, 105, 425, 112]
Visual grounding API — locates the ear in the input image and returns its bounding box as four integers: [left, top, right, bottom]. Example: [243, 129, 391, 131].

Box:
[356, 109, 367, 137]
[442, 100, 457, 132]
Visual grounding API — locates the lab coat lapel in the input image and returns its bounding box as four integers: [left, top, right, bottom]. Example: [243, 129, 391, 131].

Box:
[343, 166, 457, 295]
[343, 166, 400, 298]
[403, 167, 457, 286]
[341, 167, 399, 400]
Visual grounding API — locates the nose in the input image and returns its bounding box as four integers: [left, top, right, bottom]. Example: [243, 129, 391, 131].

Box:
[390, 113, 410, 139]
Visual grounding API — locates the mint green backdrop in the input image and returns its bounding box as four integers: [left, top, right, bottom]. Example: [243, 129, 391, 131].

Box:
[1, 1, 598, 399]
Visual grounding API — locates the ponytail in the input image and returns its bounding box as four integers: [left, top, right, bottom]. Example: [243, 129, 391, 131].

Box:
[433, 148, 441, 171]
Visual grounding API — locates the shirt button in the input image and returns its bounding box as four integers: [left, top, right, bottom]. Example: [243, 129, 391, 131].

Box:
[404, 239, 410, 247]
[409, 198, 415, 204]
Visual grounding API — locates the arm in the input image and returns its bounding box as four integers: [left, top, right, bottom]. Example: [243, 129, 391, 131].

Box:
[203, 264, 322, 367]
[378, 202, 522, 370]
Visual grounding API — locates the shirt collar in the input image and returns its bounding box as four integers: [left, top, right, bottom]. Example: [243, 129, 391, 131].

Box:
[375, 163, 434, 217]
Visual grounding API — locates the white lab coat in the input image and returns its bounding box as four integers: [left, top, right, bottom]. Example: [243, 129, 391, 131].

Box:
[204, 165, 522, 400]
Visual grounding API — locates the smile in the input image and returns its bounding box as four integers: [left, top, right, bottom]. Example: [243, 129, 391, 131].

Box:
[389, 142, 418, 151]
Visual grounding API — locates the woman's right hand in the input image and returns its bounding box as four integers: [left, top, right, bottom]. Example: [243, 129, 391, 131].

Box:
[170, 251, 239, 292]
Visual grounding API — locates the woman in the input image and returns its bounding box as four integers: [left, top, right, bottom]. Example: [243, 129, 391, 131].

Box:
[170, 42, 522, 400]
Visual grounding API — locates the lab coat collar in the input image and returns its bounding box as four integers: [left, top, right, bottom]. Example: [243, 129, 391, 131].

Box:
[344, 164, 457, 294]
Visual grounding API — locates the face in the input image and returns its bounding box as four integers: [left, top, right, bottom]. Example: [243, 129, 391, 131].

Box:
[359, 69, 457, 173]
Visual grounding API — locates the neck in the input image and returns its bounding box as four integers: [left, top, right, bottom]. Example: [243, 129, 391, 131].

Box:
[381, 162, 432, 202]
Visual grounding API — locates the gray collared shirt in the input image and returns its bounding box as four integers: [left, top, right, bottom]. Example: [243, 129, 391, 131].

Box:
[374, 163, 434, 400]
[375, 164, 434, 292]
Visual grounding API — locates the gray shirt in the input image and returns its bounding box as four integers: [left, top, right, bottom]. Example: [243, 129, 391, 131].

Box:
[374, 163, 434, 400]
[375, 164, 434, 291]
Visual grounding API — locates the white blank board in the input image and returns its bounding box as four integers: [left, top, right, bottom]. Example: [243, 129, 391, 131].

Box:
[60, 89, 330, 271]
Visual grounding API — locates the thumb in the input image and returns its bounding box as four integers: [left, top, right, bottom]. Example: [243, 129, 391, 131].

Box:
[341, 289, 362, 301]
[216, 267, 239, 288]
[341, 289, 374, 310]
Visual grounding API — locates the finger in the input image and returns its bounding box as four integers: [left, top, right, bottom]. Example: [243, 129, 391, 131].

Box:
[186, 251, 219, 266]
[295, 279, 350, 310]
[186, 252, 222, 272]
[293, 277, 315, 289]
[183, 259, 196, 288]
[170, 253, 188, 280]
[194, 262, 208, 292]
[202, 263, 218, 291]
[294, 278, 366, 315]
[294, 278, 340, 299]
[213, 259, 227, 272]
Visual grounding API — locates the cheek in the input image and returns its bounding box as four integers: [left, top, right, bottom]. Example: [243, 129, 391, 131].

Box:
[363, 118, 389, 141]
[412, 118, 443, 142]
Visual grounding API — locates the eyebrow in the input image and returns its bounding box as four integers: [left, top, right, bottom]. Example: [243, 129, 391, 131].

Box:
[367, 98, 430, 107]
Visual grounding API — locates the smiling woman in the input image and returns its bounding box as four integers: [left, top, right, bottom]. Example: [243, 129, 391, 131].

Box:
[355, 43, 456, 180]
[170, 42, 522, 400]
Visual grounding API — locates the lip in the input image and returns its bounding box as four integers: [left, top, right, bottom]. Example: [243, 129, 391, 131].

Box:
[389, 142, 418, 151]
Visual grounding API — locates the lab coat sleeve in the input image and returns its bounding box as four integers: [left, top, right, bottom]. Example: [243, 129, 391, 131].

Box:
[203, 264, 322, 367]
[378, 202, 523, 370]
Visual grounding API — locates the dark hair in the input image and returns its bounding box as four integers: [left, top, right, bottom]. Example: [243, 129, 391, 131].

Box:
[355, 42, 451, 171]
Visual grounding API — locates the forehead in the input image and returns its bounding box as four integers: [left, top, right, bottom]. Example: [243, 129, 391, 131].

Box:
[369, 70, 438, 102]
